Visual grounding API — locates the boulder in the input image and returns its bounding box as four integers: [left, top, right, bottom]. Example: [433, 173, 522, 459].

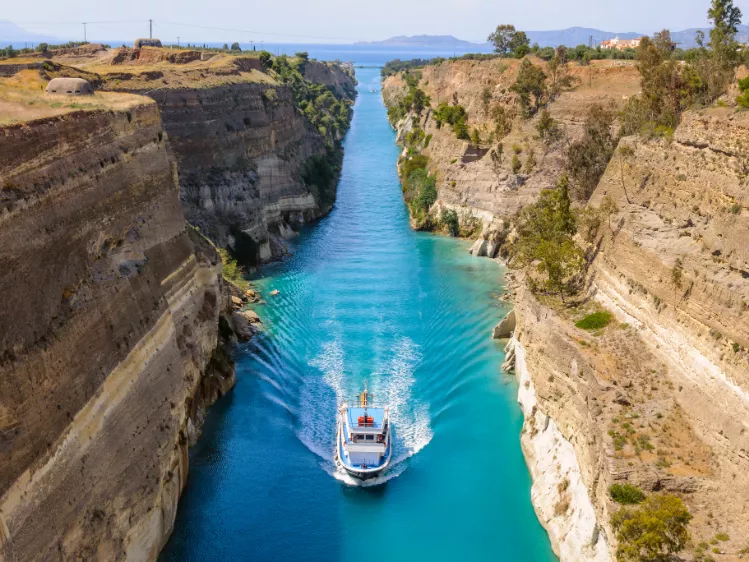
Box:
[492, 309, 516, 339]
[230, 295, 243, 307]
[241, 310, 261, 324]
[231, 311, 256, 342]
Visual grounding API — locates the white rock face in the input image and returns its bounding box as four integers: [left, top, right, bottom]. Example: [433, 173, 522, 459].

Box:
[492, 309, 516, 339]
[513, 338, 612, 562]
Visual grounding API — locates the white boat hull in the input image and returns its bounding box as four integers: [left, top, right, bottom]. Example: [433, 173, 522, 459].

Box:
[335, 418, 392, 481]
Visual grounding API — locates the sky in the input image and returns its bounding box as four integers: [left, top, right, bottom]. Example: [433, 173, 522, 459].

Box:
[3, 0, 749, 44]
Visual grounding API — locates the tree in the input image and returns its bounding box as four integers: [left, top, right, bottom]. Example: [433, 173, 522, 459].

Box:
[295, 51, 309, 61]
[230, 42, 241, 51]
[511, 31, 531, 58]
[511, 59, 548, 117]
[514, 174, 583, 298]
[537, 108, 560, 143]
[548, 48, 573, 98]
[488, 24, 517, 55]
[611, 494, 692, 562]
[259, 50, 273, 68]
[708, 0, 742, 69]
[491, 103, 513, 139]
[566, 103, 618, 200]
[38, 42, 49, 53]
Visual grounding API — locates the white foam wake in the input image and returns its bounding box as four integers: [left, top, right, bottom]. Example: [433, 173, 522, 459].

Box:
[298, 336, 433, 486]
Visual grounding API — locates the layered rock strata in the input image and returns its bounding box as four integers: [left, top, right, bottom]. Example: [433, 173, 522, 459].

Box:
[0, 102, 235, 560]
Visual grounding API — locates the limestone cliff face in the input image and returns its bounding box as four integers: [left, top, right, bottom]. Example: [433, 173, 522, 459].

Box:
[113, 61, 356, 264]
[501, 108, 749, 561]
[303, 60, 357, 100]
[506, 286, 613, 561]
[0, 103, 234, 561]
[383, 59, 640, 252]
[149, 82, 328, 262]
[587, 109, 749, 552]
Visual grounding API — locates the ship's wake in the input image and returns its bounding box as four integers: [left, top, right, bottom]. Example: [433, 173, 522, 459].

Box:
[297, 336, 432, 486]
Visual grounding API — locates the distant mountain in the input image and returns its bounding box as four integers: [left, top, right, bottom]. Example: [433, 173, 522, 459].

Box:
[364, 25, 749, 52]
[357, 35, 486, 48]
[525, 27, 642, 48]
[669, 25, 748, 48]
[0, 21, 65, 46]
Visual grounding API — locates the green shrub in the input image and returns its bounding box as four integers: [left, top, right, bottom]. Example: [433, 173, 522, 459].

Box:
[611, 494, 692, 562]
[218, 248, 251, 292]
[410, 170, 437, 214]
[575, 311, 613, 330]
[609, 484, 646, 505]
[401, 154, 429, 181]
[442, 209, 459, 236]
[512, 154, 522, 174]
[434, 103, 469, 140]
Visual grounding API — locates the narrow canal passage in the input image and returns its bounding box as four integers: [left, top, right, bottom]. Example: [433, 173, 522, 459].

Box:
[161, 67, 558, 562]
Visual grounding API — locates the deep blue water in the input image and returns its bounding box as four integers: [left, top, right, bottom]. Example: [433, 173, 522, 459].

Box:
[160, 68, 557, 562]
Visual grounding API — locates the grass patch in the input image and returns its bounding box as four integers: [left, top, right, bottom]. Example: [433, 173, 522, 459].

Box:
[575, 310, 613, 330]
[218, 248, 252, 292]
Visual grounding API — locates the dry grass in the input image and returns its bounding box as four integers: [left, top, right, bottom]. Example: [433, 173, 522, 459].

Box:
[0, 70, 147, 125]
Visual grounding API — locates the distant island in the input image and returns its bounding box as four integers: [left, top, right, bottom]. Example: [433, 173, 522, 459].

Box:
[356, 35, 484, 48]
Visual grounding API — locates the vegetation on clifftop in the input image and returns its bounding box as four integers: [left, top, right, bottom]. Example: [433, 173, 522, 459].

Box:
[269, 54, 353, 147]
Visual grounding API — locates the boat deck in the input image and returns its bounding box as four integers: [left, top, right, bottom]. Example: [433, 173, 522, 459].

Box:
[346, 407, 385, 429]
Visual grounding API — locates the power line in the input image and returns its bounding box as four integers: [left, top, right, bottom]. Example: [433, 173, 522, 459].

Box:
[157, 21, 363, 43]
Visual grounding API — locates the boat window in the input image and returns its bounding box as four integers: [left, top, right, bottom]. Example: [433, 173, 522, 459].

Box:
[365, 434, 374, 441]
[355, 434, 365, 440]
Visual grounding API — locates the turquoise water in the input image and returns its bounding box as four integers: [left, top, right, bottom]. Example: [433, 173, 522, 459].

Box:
[161, 68, 557, 562]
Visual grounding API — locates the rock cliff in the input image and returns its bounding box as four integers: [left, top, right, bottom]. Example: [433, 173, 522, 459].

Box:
[93, 53, 357, 264]
[383, 58, 640, 249]
[0, 99, 235, 560]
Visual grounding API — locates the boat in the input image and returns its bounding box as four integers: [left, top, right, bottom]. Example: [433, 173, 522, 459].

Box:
[335, 388, 392, 480]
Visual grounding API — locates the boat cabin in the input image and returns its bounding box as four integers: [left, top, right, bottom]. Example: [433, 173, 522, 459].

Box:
[339, 404, 390, 469]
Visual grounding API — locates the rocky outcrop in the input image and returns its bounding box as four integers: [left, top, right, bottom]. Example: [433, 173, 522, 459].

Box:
[0, 102, 235, 560]
[492, 309, 516, 339]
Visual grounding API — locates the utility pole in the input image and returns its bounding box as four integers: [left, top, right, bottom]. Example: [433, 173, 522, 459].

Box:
[177, 36, 180, 48]
[149, 19, 152, 39]
[83, 22, 87, 43]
